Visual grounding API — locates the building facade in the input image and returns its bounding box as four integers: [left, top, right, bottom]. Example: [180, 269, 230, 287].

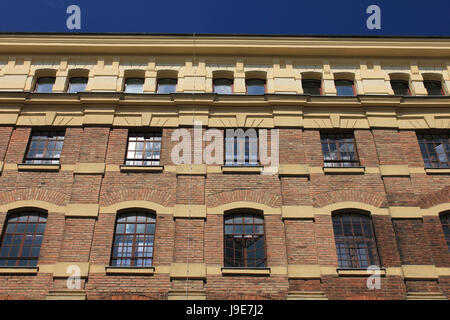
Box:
[0, 34, 448, 300]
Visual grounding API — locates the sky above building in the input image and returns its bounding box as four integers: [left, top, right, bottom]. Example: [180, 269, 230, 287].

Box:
[1, 0, 449, 36]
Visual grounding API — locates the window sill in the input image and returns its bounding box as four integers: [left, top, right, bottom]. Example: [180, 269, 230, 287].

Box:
[221, 166, 263, 174]
[120, 165, 164, 173]
[0, 267, 39, 274]
[424, 168, 450, 174]
[221, 267, 271, 276]
[323, 167, 365, 174]
[17, 164, 60, 172]
[105, 266, 155, 275]
[337, 268, 386, 277]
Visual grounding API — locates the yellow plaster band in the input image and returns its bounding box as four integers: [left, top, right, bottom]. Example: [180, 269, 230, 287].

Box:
[323, 167, 365, 174]
[425, 168, 450, 174]
[379, 165, 410, 177]
[99, 200, 173, 215]
[65, 204, 99, 217]
[74, 163, 105, 174]
[17, 164, 60, 171]
[176, 164, 207, 175]
[0, 267, 38, 274]
[221, 166, 263, 174]
[389, 207, 422, 219]
[51, 262, 90, 278]
[421, 203, 450, 217]
[221, 267, 271, 275]
[402, 265, 438, 280]
[0, 200, 66, 214]
[287, 264, 321, 279]
[207, 201, 281, 215]
[105, 267, 155, 275]
[314, 202, 390, 216]
[170, 263, 206, 279]
[278, 164, 310, 176]
[282, 205, 315, 219]
[173, 204, 206, 218]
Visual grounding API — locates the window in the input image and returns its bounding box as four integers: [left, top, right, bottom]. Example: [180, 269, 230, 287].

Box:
[224, 213, 266, 268]
[0, 212, 47, 267]
[424, 80, 445, 96]
[67, 77, 88, 93]
[246, 79, 266, 95]
[224, 129, 258, 166]
[157, 78, 177, 94]
[125, 132, 162, 166]
[214, 78, 233, 94]
[440, 213, 450, 251]
[111, 212, 156, 267]
[332, 213, 380, 269]
[335, 80, 355, 96]
[124, 78, 144, 93]
[302, 79, 322, 95]
[417, 132, 450, 168]
[34, 77, 55, 93]
[321, 132, 360, 167]
[24, 130, 65, 164]
[391, 80, 410, 96]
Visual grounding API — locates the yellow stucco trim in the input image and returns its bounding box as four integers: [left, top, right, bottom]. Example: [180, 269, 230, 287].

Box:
[105, 267, 155, 275]
[65, 204, 99, 217]
[425, 168, 450, 174]
[176, 164, 207, 175]
[207, 201, 281, 215]
[74, 162, 105, 174]
[0, 200, 65, 214]
[406, 292, 448, 300]
[221, 267, 271, 275]
[389, 206, 422, 219]
[379, 165, 410, 177]
[17, 164, 60, 171]
[323, 167, 365, 174]
[282, 205, 315, 219]
[119, 165, 164, 173]
[287, 264, 321, 279]
[278, 164, 310, 176]
[167, 290, 206, 300]
[402, 265, 439, 280]
[0, 161, 3, 174]
[50, 262, 90, 278]
[314, 202, 390, 216]
[337, 269, 386, 277]
[99, 200, 173, 215]
[422, 203, 450, 217]
[0, 267, 38, 274]
[221, 166, 263, 174]
[173, 204, 206, 218]
[170, 263, 206, 279]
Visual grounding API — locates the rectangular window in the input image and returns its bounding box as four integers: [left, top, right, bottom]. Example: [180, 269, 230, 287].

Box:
[24, 130, 65, 164]
[124, 78, 144, 93]
[224, 129, 258, 166]
[302, 79, 322, 95]
[34, 77, 55, 93]
[424, 80, 445, 96]
[417, 132, 450, 168]
[390, 80, 410, 96]
[321, 132, 360, 167]
[156, 78, 177, 94]
[246, 79, 266, 95]
[335, 80, 355, 96]
[213, 78, 233, 94]
[125, 132, 162, 166]
[67, 77, 88, 93]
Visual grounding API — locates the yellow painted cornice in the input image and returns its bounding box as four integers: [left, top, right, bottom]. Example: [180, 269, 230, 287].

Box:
[1, 34, 450, 57]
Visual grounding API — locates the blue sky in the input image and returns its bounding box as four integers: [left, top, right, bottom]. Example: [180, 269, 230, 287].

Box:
[1, 0, 449, 35]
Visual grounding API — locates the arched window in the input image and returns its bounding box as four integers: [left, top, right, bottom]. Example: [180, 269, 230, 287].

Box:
[332, 212, 380, 269]
[0, 211, 47, 267]
[224, 212, 266, 268]
[111, 211, 156, 267]
[440, 212, 450, 251]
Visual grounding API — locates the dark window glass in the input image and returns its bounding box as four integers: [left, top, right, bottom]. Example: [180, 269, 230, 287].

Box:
[302, 79, 322, 95]
[34, 77, 55, 93]
[391, 80, 410, 96]
[332, 213, 380, 269]
[125, 78, 144, 93]
[68, 77, 88, 93]
[335, 80, 355, 96]
[111, 212, 156, 267]
[224, 213, 265, 268]
[157, 78, 177, 94]
[224, 130, 258, 166]
[0, 212, 47, 267]
[417, 132, 450, 168]
[321, 132, 360, 167]
[24, 131, 65, 164]
[424, 80, 444, 96]
[246, 79, 265, 95]
[125, 132, 162, 166]
[214, 79, 233, 94]
[440, 213, 450, 252]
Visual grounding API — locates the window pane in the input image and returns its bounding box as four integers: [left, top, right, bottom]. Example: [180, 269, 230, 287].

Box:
[391, 80, 410, 96]
[335, 80, 355, 96]
[214, 79, 233, 94]
[302, 79, 321, 95]
[246, 79, 265, 95]
[68, 77, 88, 93]
[157, 78, 177, 93]
[35, 77, 55, 93]
[125, 78, 144, 93]
[424, 81, 444, 96]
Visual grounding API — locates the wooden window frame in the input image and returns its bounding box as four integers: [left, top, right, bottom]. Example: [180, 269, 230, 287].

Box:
[320, 131, 361, 168]
[302, 79, 323, 96]
[245, 78, 266, 95]
[335, 79, 356, 96]
[24, 129, 65, 164]
[440, 212, 450, 252]
[213, 78, 234, 94]
[417, 131, 450, 168]
[124, 131, 162, 166]
[223, 129, 260, 167]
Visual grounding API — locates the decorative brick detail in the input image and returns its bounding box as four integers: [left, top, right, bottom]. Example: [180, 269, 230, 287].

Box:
[313, 190, 387, 208]
[0, 187, 67, 207]
[206, 189, 281, 208]
[100, 188, 175, 207]
[419, 186, 450, 209]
